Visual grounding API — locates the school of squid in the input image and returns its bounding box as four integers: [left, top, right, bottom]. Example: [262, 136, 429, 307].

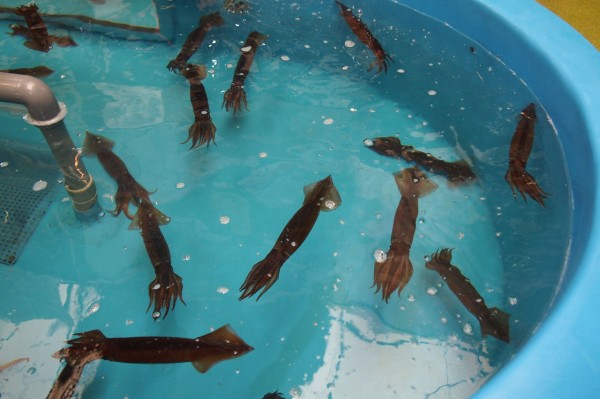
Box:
[2, 1, 554, 398]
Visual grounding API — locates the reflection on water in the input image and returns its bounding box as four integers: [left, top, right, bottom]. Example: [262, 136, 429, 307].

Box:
[0, 283, 100, 399]
[298, 306, 493, 398]
[93, 83, 165, 128]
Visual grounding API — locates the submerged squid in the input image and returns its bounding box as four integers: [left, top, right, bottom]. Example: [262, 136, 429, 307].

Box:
[262, 392, 286, 399]
[425, 248, 510, 342]
[335, 1, 392, 73]
[374, 167, 438, 302]
[11, 4, 77, 52]
[47, 325, 253, 399]
[505, 103, 548, 206]
[224, 0, 251, 13]
[0, 65, 54, 78]
[181, 63, 217, 148]
[239, 175, 342, 300]
[166, 12, 225, 72]
[130, 199, 184, 320]
[83, 132, 169, 222]
[223, 31, 268, 114]
[365, 136, 476, 186]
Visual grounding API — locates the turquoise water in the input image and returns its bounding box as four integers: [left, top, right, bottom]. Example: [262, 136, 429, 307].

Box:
[0, 1, 571, 398]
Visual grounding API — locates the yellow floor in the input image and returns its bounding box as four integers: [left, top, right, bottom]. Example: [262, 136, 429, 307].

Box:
[537, 0, 600, 49]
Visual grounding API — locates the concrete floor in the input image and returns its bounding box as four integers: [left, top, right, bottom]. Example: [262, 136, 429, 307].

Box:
[537, 0, 599, 49]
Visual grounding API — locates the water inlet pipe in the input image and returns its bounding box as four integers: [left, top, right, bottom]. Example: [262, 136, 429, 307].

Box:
[0, 71, 97, 213]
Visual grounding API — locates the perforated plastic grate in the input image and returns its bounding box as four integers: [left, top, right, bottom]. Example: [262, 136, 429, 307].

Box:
[0, 142, 58, 265]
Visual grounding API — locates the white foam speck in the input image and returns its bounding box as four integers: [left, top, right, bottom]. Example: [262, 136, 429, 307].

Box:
[344, 40, 356, 48]
[509, 297, 518, 306]
[32, 180, 47, 191]
[0, 161, 8, 168]
[428, 90, 437, 96]
[463, 323, 474, 335]
[182, 255, 191, 261]
[373, 249, 387, 263]
[363, 138, 373, 147]
[216, 287, 230, 294]
[241, 45, 252, 52]
[280, 55, 290, 61]
[323, 118, 334, 125]
[176, 182, 185, 189]
[397, 68, 405, 74]
[219, 216, 231, 225]
[259, 152, 268, 158]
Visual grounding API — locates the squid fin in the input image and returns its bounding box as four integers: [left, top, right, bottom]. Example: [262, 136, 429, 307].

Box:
[191, 325, 252, 373]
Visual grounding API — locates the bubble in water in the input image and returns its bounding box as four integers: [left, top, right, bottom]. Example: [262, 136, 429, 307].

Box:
[428, 90, 437, 96]
[32, 180, 48, 191]
[219, 216, 231, 225]
[280, 55, 290, 61]
[363, 138, 374, 147]
[323, 118, 334, 125]
[152, 311, 161, 319]
[27, 367, 36, 375]
[216, 287, 230, 294]
[424, 255, 431, 261]
[344, 40, 356, 48]
[304, 44, 311, 48]
[182, 255, 191, 261]
[509, 297, 518, 306]
[373, 249, 387, 263]
[397, 68, 405, 73]
[342, 65, 349, 70]
[350, 107, 357, 112]
[290, 387, 302, 398]
[226, 63, 233, 68]
[407, 294, 416, 302]
[125, 319, 134, 325]
[458, 232, 465, 240]
[463, 323, 474, 335]
[426, 287, 438, 295]
[324, 200, 336, 209]
[0, 161, 8, 168]
[418, 218, 425, 224]
[259, 152, 268, 158]
[240, 45, 252, 52]
[441, 317, 448, 324]
[176, 182, 185, 189]
[375, 212, 382, 219]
